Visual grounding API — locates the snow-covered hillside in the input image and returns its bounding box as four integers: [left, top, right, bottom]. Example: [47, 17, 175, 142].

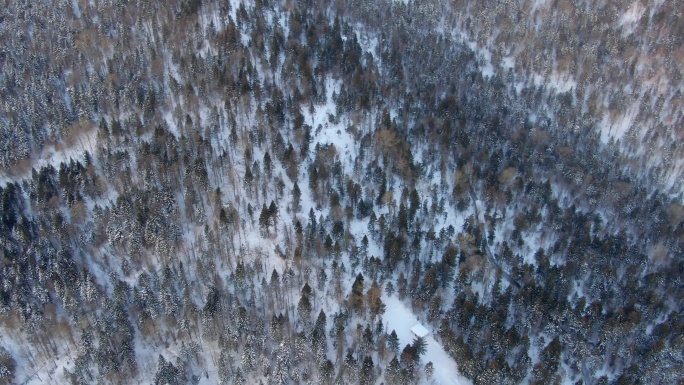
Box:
[0, 0, 682, 384]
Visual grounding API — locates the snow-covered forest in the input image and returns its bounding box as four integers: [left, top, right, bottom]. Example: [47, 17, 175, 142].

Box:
[0, 0, 682, 384]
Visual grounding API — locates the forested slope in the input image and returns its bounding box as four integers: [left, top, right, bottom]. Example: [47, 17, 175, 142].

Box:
[0, 0, 682, 384]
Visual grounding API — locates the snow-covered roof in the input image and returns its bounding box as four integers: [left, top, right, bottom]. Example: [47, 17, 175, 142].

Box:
[411, 323, 430, 338]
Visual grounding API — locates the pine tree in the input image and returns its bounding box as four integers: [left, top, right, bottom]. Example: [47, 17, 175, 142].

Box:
[0, 346, 16, 382]
[259, 204, 270, 236]
[532, 335, 561, 382]
[268, 200, 278, 227]
[361, 234, 369, 252]
[343, 349, 358, 382]
[398, 202, 408, 232]
[367, 211, 377, 235]
[319, 358, 334, 384]
[401, 344, 418, 377]
[350, 273, 365, 315]
[311, 310, 327, 359]
[385, 282, 395, 298]
[387, 330, 400, 353]
[297, 283, 313, 326]
[363, 324, 374, 350]
[412, 336, 427, 358]
[427, 295, 442, 323]
[425, 361, 434, 379]
[397, 273, 407, 299]
[244, 166, 254, 192]
[317, 268, 327, 292]
[360, 355, 375, 385]
[292, 181, 301, 212]
[367, 280, 386, 320]
[263, 151, 272, 178]
[273, 342, 290, 385]
[233, 367, 247, 385]
[154, 355, 181, 385]
[241, 335, 257, 372]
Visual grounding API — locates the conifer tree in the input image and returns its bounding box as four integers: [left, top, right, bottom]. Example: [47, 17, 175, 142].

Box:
[292, 181, 302, 212]
[388, 330, 400, 353]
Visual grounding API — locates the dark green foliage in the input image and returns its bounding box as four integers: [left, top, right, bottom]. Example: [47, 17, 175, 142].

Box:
[350, 273, 365, 315]
[203, 287, 220, 317]
[412, 336, 427, 358]
[298, 283, 313, 324]
[0, 346, 16, 382]
[387, 330, 400, 353]
[383, 231, 406, 270]
[292, 181, 302, 212]
[311, 310, 327, 354]
[319, 358, 334, 383]
[385, 356, 401, 383]
[360, 355, 375, 385]
[154, 355, 182, 385]
[397, 273, 407, 300]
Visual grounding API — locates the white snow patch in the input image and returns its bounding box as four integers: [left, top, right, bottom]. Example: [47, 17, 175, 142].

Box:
[383, 295, 472, 385]
[619, 2, 646, 34]
[599, 104, 639, 142]
[502, 56, 515, 70]
[532, 70, 576, 94]
[354, 25, 379, 58]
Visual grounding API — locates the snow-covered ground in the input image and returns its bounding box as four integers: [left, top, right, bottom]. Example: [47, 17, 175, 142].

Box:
[383, 296, 472, 385]
[0, 127, 97, 187]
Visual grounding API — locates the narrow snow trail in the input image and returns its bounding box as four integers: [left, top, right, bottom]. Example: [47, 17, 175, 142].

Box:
[469, 185, 522, 287]
[383, 296, 472, 385]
